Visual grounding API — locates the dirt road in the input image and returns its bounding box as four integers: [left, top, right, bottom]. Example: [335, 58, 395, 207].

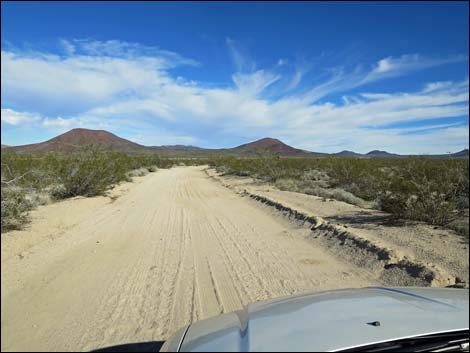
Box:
[1, 166, 377, 352]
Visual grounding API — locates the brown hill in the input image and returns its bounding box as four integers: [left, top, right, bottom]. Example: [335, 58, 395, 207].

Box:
[10, 128, 145, 153]
[451, 149, 469, 158]
[9, 129, 465, 157]
[232, 137, 307, 155]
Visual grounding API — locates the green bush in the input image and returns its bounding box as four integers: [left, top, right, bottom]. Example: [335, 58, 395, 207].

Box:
[49, 146, 128, 198]
[1, 146, 193, 232]
[448, 217, 469, 238]
[210, 156, 468, 226]
[1, 148, 468, 231]
[1, 186, 32, 232]
[376, 158, 466, 225]
[0, 147, 193, 233]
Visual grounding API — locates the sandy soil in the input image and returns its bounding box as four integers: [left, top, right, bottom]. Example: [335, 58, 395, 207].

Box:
[1, 166, 377, 352]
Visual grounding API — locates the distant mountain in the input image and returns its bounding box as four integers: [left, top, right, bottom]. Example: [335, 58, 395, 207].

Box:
[363, 149, 469, 158]
[366, 150, 401, 158]
[232, 137, 307, 155]
[334, 150, 364, 157]
[450, 149, 469, 158]
[150, 145, 202, 151]
[5, 128, 469, 158]
[10, 128, 145, 153]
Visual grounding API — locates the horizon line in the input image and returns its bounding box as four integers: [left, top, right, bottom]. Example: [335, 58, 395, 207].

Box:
[2, 127, 468, 156]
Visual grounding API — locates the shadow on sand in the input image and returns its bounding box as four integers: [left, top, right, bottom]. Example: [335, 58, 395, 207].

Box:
[91, 341, 164, 352]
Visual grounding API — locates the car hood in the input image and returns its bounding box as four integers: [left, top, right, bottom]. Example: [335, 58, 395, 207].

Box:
[179, 287, 469, 352]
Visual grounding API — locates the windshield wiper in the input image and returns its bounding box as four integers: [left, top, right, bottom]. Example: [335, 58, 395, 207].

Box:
[339, 330, 469, 352]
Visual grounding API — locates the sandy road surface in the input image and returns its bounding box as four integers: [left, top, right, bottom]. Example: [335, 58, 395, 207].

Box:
[1, 166, 377, 352]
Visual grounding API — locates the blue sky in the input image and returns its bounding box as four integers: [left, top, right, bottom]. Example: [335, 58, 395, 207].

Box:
[1, 1, 469, 153]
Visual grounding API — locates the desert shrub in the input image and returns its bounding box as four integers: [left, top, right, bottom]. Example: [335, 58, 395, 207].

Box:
[1, 186, 32, 232]
[323, 158, 386, 200]
[448, 218, 469, 238]
[301, 168, 330, 188]
[1, 152, 50, 190]
[50, 146, 130, 198]
[127, 167, 149, 178]
[275, 178, 300, 192]
[215, 165, 231, 175]
[210, 155, 468, 227]
[1, 147, 186, 232]
[376, 158, 467, 225]
[456, 195, 469, 210]
[302, 186, 365, 206]
[275, 174, 366, 207]
[2, 149, 467, 231]
[25, 191, 51, 207]
[1, 147, 177, 199]
[376, 191, 408, 218]
[328, 188, 366, 206]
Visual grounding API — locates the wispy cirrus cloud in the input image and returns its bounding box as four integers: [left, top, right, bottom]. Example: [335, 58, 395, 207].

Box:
[60, 38, 199, 67]
[1, 39, 468, 153]
[362, 54, 467, 83]
[298, 54, 467, 103]
[232, 70, 281, 97]
[225, 37, 255, 73]
[283, 62, 311, 93]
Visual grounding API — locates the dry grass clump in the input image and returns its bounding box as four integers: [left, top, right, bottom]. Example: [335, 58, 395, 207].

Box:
[127, 167, 149, 178]
[275, 169, 366, 207]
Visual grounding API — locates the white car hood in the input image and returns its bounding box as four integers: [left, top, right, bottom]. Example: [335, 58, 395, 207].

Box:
[179, 287, 469, 352]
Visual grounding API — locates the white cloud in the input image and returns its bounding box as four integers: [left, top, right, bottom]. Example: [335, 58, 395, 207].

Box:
[232, 70, 281, 97]
[226, 37, 255, 72]
[374, 58, 394, 73]
[360, 93, 394, 100]
[1, 49, 173, 115]
[59, 39, 76, 56]
[422, 81, 452, 93]
[1, 108, 41, 125]
[284, 70, 304, 92]
[42, 116, 85, 128]
[363, 54, 467, 83]
[130, 130, 199, 147]
[300, 66, 364, 103]
[1, 39, 468, 153]
[73, 39, 199, 67]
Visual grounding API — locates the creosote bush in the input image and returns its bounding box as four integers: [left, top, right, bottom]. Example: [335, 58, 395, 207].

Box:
[51, 147, 131, 198]
[0, 145, 180, 232]
[1, 186, 32, 232]
[1, 148, 468, 234]
[209, 156, 469, 228]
